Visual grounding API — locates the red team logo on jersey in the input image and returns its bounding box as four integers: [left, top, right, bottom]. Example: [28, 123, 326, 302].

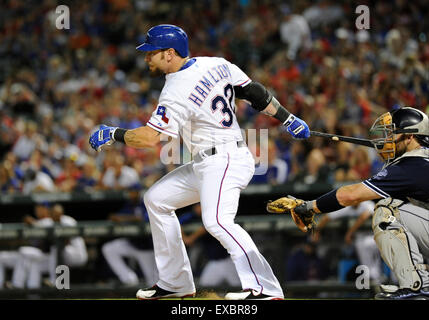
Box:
[156, 105, 170, 124]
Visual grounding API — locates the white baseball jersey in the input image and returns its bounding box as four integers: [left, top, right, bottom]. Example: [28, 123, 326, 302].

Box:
[59, 215, 88, 267]
[142, 55, 284, 298]
[146, 56, 251, 155]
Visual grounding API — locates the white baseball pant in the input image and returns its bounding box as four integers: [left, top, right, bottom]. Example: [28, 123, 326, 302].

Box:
[144, 144, 284, 297]
[102, 238, 158, 285]
[0, 251, 19, 288]
[12, 246, 56, 289]
[62, 237, 88, 267]
[354, 233, 382, 282]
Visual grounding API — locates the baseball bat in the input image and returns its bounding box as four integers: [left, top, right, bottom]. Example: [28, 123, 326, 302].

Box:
[310, 131, 374, 148]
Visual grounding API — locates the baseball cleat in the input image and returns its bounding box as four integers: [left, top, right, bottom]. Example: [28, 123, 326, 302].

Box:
[379, 284, 399, 293]
[419, 286, 429, 297]
[136, 285, 195, 300]
[224, 289, 283, 300]
[375, 288, 428, 300]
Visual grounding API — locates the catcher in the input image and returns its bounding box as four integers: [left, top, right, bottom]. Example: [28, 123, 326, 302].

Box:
[267, 107, 429, 300]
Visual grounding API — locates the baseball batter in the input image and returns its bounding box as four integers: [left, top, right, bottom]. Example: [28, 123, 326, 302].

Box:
[89, 24, 310, 300]
[269, 107, 429, 300]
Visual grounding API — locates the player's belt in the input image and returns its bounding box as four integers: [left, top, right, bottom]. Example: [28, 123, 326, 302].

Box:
[193, 141, 246, 162]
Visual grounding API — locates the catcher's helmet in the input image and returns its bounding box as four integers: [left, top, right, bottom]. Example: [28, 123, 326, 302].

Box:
[391, 107, 429, 146]
[370, 107, 429, 164]
[136, 24, 189, 58]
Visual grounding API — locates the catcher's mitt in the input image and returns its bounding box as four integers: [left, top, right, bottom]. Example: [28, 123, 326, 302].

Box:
[266, 196, 315, 233]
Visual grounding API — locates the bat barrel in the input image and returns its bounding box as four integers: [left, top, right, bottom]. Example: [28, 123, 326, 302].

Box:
[310, 131, 374, 148]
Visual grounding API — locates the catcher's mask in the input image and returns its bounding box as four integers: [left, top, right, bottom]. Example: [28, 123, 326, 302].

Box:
[370, 107, 429, 164]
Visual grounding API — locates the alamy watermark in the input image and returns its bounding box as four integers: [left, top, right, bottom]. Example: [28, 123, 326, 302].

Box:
[55, 265, 70, 290]
[355, 5, 370, 30]
[355, 264, 370, 290]
[55, 5, 70, 30]
[159, 125, 270, 175]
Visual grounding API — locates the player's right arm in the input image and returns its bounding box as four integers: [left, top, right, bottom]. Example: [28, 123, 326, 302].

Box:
[311, 214, 331, 243]
[90, 92, 183, 152]
[123, 126, 161, 148]
[234, 81, 310, 139]
[89, 124, 161, 151]
[344, 209, 372, 244]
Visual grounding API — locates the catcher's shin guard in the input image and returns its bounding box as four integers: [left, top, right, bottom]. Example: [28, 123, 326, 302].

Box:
[372, 199, 424, 290]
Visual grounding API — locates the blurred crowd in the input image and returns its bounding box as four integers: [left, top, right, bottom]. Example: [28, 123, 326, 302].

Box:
[0, 0, 428, 195]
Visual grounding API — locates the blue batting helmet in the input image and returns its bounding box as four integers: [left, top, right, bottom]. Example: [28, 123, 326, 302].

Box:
[136, 24, 189, 58]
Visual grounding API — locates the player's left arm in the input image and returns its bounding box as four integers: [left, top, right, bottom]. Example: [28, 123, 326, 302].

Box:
[298, 182, 382, 216]
[234, 81, 310, 139]
[307, 162, 413, 215]
[267, 182, 381, 232]
[268, 182, 381, 228]
[334, 183, 381, 207]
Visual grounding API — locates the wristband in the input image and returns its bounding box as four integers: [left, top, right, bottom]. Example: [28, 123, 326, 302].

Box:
[112, 128, 128, 143]
[273, 106, 291, 124]
[283, 113, 296, 127]
[315, 189, 344, 213]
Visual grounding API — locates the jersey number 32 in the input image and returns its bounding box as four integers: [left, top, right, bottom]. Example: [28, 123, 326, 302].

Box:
[211, 84, 234, 128]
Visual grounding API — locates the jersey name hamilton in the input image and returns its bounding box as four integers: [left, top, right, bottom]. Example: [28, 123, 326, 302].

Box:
[187, 63, 238, 107]
[146, 56, 251, 155]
